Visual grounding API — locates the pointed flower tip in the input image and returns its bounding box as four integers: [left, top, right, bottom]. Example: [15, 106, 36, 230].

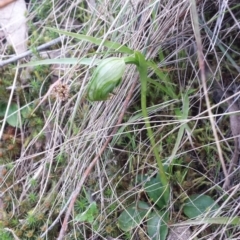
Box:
[87, 57, 126, 101]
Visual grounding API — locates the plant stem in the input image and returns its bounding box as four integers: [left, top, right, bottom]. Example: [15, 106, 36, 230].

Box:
[124, 56, 138, 65]
[135, 52, 169, 203]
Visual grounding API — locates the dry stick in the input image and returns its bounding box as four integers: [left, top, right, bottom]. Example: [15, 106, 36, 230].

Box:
[189, 0, 228, 186]
[223, 95, 240, 189]
[0, 36, 64, 67]
[211, 83, 240, 189]
[57, 81, 137, 240]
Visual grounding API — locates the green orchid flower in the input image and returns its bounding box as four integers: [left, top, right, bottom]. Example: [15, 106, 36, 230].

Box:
[87, 57, 126, 101]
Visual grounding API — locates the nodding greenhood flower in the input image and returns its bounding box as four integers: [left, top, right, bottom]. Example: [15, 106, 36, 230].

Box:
[87, 57, 126, 101]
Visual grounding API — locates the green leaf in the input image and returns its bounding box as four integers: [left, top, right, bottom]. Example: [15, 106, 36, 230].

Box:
[19, 57, 101, 68]
[181, 92, 190, 120]
[144, 175, 169, 209]
[137, 201, 151, 210]
[147, 211, 169, 240]
[168, 92, 190, 163]
[147, 60, 177, 99]
[0, 103, 30, 127]
[0, 102, 7, 117]
[20, 105, 32, 119]
[6, 103, 19, 127]
[75, 202, 98, 224]
[117, 201, 150, 232]
[183, 194, 220, 219]
[172, 216, 240, 226]
[47, 27, 134, 54]
[147, 77, 176, 99]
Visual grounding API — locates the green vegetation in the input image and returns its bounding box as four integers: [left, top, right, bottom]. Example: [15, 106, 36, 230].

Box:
[0, 0, 240, 239]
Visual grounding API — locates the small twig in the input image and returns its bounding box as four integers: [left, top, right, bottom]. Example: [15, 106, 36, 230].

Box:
[57, 81, 137, 240]
[213, 83, 240, 189]
[223, 92, 240, 190]
[0, 36, 64, 67]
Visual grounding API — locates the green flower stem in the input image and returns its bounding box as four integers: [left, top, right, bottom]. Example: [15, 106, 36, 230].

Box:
[86, 51, 169, 203]
[134, 52, 169, 203]
[124, 55, 139, 65]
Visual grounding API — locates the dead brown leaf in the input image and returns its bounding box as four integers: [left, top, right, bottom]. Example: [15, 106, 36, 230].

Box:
[0, 0, 16, 9]
[0, 0, 27, 54]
